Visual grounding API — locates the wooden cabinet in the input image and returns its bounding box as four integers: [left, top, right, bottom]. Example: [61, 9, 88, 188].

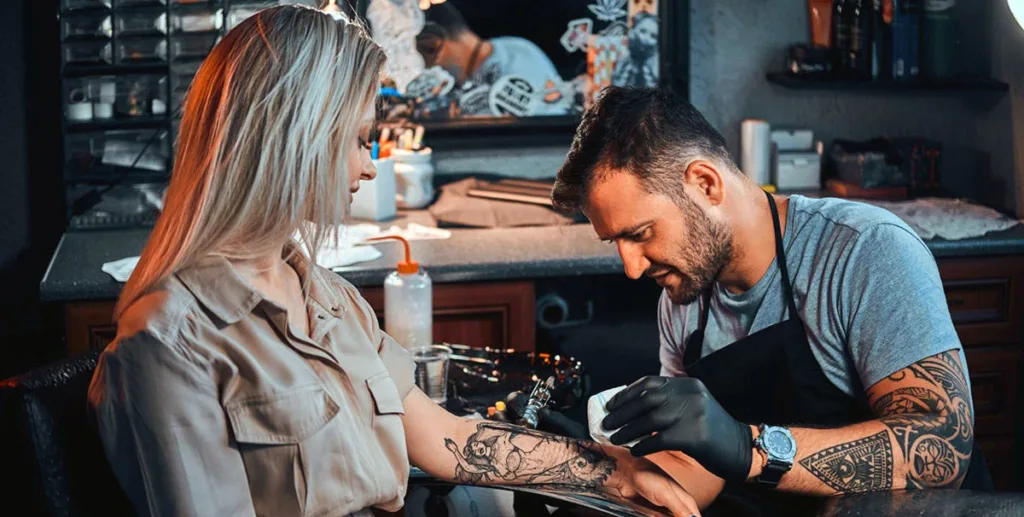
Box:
[53, 256, 1024, 490]
[360, 280, 535, 351]
[61, 280, 536, 355]
[939, 256, 1024, 347]
[65, 301, 118, 356]
[938, 256, 1024, 491]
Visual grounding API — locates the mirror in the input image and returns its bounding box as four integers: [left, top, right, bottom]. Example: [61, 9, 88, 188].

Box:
[363, 0, 667, 126]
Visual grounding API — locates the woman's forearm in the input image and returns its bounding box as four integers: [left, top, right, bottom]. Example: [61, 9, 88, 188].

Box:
[403, 389, 703, 515]
[403, 389, 623, 496]
[441, 418, 620, 495]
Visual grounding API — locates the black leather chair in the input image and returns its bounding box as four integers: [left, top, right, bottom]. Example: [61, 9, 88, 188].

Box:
[0, 350, 134, 517]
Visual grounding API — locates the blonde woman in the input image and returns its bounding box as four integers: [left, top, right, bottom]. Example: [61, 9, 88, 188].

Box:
[87, 5, 701, 517]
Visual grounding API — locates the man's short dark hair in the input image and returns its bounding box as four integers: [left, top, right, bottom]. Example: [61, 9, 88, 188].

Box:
[551, 87, 735, 214]
[421, 3, 470, 38]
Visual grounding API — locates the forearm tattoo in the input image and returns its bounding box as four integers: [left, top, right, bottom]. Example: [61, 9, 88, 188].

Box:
[799, 351, 973, 493]
[875, 351, 973, 489]
[799, 430, 894, 493]
[444, 421, 615, 494]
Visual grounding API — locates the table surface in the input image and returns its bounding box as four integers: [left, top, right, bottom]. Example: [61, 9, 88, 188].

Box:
[40, 205, 1024, 303]
[816, 489, 1024, 517]
[405, 472, 1024, 517]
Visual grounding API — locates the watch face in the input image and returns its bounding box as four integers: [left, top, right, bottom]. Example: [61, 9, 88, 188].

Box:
[765, 429, 795, 457]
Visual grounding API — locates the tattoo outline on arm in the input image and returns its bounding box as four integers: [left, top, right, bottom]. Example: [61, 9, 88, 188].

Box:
[799, 351, 973, 493]
[799, 430, 894, 493]
[875, 351, 973, 489]
[443, 421, 615, 494]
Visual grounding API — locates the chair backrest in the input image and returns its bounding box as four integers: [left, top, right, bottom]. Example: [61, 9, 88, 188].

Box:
[0, 350, 134, 517]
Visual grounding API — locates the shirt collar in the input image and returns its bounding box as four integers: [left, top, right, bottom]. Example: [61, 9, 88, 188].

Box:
[175, 243, 344, 325]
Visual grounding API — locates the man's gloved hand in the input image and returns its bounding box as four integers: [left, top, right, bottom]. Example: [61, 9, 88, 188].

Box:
[602, 376, 753, 484]
[504, 391, 589, 440]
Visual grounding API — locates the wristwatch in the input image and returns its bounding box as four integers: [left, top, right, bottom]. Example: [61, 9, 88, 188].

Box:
[753, 424, 797, 487]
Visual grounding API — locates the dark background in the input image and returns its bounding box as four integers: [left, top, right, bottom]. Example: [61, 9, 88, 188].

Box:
[0, 0, 64, 379]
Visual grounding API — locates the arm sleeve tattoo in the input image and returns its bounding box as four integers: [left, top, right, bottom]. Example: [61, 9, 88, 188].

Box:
[443, 420, 616, 494]
[799, 350, 973, 492]
[874, 351, 974, 489]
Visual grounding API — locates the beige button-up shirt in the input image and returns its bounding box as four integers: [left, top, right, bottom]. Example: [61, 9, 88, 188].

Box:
[88, 251, 416, 517]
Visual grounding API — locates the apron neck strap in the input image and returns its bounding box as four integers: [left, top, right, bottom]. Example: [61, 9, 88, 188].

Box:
[765, 191, 799, 317]
[696, 193, 799, 333]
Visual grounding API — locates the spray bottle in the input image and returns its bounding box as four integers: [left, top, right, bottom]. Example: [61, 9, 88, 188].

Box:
[365, 235, 432, 350]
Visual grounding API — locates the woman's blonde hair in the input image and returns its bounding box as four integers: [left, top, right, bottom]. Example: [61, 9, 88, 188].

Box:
[115, 4, 385, 319]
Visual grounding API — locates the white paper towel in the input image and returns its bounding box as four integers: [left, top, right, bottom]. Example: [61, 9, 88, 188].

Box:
[588, 385, 643, 448]
[101, 256, 141, 282]
[741, 119, 772, 185]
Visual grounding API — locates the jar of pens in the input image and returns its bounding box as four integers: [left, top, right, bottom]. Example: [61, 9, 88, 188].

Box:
[375, 123, 434, 210]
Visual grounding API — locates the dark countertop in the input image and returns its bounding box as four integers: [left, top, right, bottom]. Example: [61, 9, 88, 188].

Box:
[40, 205, 1024, 303]
[40, 221, 621, 302]
[407, 471, 1024, 517]
[815, 489, 1024, 517]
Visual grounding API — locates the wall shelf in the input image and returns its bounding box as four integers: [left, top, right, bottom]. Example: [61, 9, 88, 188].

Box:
[66, 171, 171, 184]
[63, 63, 168, 78]
[69, 213, 158, 231]
[766, 73, 1009, 93]
[66, 117, 168, 133]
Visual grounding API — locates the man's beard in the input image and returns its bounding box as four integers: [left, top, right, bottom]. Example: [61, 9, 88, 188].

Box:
[656, 196, 733, 305]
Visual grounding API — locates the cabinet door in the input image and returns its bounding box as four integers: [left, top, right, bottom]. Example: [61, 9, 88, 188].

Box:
[938, 257, 1024, 347]
[64, 301, 117, 355]
[63, 281, 538, 354]
[361, 281, 536, 351]
[964, 346, 1021, 438]
[976, 437, 1015, 492]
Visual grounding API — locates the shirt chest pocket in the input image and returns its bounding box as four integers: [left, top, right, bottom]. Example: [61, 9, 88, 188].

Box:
[366, 370, 405, 416]
[224, 375, 408, 517]
[225, 384, 343, 517]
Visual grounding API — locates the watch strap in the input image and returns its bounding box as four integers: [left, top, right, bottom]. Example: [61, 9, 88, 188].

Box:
[757, 458, 789, 487]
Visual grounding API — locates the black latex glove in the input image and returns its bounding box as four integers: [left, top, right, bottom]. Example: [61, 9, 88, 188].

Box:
[505, 391, 589, 440]
[602, 376, 753, 484]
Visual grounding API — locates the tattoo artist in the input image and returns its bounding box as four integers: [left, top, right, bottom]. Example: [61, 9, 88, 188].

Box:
[529, 87, 990, 513]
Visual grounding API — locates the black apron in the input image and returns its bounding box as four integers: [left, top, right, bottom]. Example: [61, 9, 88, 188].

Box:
[682, 192, 991, 516]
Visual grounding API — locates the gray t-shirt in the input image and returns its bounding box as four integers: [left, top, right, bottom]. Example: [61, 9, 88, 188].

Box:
[659, 195, 969, 403]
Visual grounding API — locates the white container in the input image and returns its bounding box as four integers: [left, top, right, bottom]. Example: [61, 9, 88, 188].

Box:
[67, 102, 94, 121]
[351, 158, 397, 221]
[93, 103, 114, 119]
[741, 119, 772, 186]
[770, 128, 814, 151]
[775, 151, 822, 190]
[367, 235, 433, 351]
[392, 147, 434, 209]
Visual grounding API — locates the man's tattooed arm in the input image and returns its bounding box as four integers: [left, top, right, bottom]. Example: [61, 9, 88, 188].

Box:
[442, 420, 616, 495]
[746, 350, 973, 496]
[872, 351, 974, 489]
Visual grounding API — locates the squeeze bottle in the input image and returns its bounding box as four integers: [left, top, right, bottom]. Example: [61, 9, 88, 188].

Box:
[365, 235, 433, 350]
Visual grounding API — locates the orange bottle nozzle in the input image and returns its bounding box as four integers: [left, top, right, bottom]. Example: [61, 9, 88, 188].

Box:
[365, 235, 419, 274]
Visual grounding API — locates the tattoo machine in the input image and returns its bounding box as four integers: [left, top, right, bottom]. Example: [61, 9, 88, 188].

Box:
[518, 376, 556, 429]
